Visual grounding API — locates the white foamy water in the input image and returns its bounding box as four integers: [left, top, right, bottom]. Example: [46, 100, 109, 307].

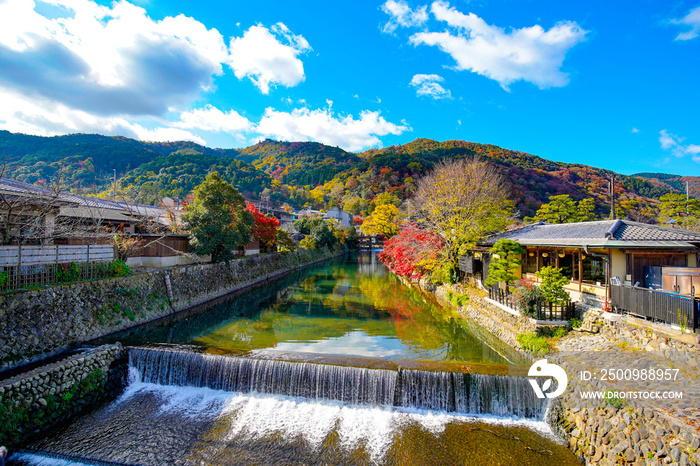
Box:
[111, 379, 558, 463]
[8, 453, 98, 465]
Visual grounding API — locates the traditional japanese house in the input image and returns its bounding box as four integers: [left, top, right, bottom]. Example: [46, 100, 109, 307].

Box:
[464, 220, 700, 307]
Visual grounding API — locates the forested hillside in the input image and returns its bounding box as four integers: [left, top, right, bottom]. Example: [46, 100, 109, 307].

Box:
[633, 172, 700, 199]
[0, 131, 687, 221]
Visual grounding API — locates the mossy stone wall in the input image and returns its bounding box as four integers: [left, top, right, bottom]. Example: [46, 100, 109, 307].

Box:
[0, 248, 340, 370]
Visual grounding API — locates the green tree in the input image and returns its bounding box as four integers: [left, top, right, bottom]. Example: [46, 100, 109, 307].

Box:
[525, 195, 597, 224]
[275, 229, 297, 253]
[181, 172, 253, 263]
[577, 198, 597, 222]
[361, 204, 402, 238]
[535, 266, 570, 304]
[484, 239, 525, 288]
[343, 226, 360, 249]
[310, 221, 338, 249]
[658, 193, 700, 230]
[293, 217, 324, 235]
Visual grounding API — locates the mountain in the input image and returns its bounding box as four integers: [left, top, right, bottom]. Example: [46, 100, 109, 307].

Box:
[0, 131, 239, 191]
[632, 173, 700, 199]
[238, 139, 363, 186]
[119, 149, 272, 205]
[0, 131, 686, 221]
[352, 138, 675, 218]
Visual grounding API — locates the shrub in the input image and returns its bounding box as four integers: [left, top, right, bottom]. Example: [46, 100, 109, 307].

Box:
[299, 236, 316, 250]
[0, 270, 8, 288]
[445, 290, 469, 307]
[56, 262, 80, 282]
[604, 389, 624, 408]
[536, 326, 570, 339]
[568, 318, 582, 329]
[516, 332, 553, 354]
[110, 260, 130, 277]
[512, 285, 544, 317]
[517, 326, 570, 354]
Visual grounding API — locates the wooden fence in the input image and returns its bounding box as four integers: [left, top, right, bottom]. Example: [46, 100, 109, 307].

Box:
[0, 244, 114, 292]
[611, 284, 698, 331]
[135, 235, 189, 257]
[489, 287, 577, 322]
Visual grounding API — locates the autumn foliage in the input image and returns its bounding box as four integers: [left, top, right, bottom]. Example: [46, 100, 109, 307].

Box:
[245, 203, 280, 248]
[378, 223, 444, 279]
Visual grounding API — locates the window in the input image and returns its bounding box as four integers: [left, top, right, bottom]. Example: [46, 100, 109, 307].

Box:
[582, 256, 606, 284]
[558, 254, 574, 280]
[525, 252, 537, 273]
[540, 252, 553, 268]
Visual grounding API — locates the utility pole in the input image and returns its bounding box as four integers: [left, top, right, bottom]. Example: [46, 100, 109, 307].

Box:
[112, 169, 116, 201]
[609, 175, 616, 220]
[687, 181, 690, 218]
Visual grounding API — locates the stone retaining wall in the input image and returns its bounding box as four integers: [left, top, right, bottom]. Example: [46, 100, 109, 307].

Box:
[0, 343, 125, 446]
[393, 272, 700, 464]
[438, 285, 537, 355]
[551, 372, 700, 465]
[0, 248, 341, 370]
[581, 308, 698, 364]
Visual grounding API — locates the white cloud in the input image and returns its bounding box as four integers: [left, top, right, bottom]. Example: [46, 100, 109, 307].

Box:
[670, 6, 700, 41]
[255, 106, 410, 151]
[0, 0, 321, 146]
[659, 129, 700, 162]
[409, 73, 452, 99]
[174, 105, 251, 134]
[134, 126, 206, 145]
[381, 0, 428, 33]
[228, 23, 311, 94]
[405, 1, 587, 90]
[0, 88, 205, 144]
[631, 127, 640, 133]
[0, 0, 228, 115]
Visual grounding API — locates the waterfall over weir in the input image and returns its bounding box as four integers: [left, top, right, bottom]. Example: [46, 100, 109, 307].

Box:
[129, 346, 547, 420]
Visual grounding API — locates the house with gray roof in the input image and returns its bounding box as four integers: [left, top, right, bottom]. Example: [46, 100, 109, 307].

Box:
[466, 219, 700, 307]
[0, 177, 169, 244]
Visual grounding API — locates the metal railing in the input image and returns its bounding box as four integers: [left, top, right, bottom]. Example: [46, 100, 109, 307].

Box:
[489, 286, 576, 321]
[611, 284, 698, 331]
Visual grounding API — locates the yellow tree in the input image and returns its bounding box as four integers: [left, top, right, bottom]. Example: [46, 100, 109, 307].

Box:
[412, 158, 513, 281]
[361, 204, 402, 237]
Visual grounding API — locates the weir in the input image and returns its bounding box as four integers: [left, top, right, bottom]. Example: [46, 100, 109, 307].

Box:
[129, 346, 547, 419]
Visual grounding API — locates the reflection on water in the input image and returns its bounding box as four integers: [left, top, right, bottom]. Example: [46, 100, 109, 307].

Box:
[9, 253, 580, 465]
[100, 252, 526, 367]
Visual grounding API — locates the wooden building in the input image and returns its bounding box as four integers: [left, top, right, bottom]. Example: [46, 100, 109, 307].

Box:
[463, 220, 700, 307]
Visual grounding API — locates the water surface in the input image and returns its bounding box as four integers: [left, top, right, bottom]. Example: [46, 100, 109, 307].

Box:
[100, 252, 527, 368]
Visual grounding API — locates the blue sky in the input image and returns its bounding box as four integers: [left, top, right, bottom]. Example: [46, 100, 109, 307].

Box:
[0, 0, 698, 176]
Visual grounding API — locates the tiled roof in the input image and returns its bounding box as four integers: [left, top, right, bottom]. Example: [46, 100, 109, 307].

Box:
[481, 220, 700, 249]
[0, 177, 165, 220]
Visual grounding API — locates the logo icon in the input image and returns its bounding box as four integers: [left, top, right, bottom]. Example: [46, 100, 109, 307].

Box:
[528, 359, 568, 399]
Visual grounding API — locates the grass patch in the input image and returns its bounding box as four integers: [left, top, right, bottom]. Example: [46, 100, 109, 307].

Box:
[516, 326, 571, 355]
[603, 389, 625, 409]
[445, 290, 469, 307]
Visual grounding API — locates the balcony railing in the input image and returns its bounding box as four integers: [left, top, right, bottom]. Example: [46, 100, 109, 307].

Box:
[611, 284, 698, 331]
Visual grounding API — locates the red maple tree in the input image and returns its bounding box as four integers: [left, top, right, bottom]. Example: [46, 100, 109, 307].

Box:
[245, 204, 280, 248]
[378, 223, 443, 279]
